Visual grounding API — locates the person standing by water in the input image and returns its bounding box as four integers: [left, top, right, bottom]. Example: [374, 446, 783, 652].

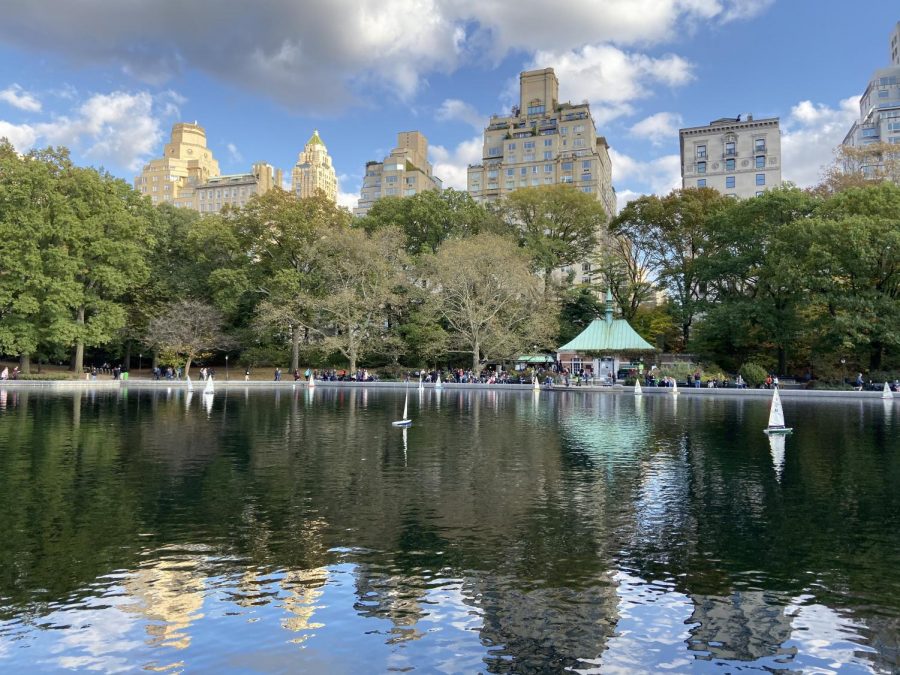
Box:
[274, 367, 282, 381]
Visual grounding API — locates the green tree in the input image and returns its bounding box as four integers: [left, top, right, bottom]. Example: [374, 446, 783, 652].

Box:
[144, 299, 232, 376]
[422, 233, 557, 373]
[499, 185, 607, 292]
[557, 286, 604, 345]
[612, 188, 732, 346]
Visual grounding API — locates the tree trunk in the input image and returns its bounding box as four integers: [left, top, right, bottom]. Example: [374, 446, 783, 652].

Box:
[152, 350, 159, 370]
[349, 350, 357, 374]
[72, 306, 85, 374]
[870, 341, 883, 371]
[682, 322, 690, 347]
[123, 341, 132, 371]
[19, 353, 31, 375]
[472, 339, 481, 374]
[184, 355, 193, 378]
[291, 326, 300, 372]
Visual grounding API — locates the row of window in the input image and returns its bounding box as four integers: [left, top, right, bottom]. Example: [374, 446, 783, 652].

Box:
[695, 138, 767, 159]
[473, 176, 601, 191]
[697, 173, 766, 188]
[696, 155, 768, 173]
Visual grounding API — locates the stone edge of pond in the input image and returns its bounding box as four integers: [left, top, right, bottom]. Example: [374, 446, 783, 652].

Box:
[1, 379, 896, 400]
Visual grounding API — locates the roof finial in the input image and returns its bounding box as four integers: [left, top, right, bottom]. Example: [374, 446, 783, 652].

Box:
[605, 288, 614, 325]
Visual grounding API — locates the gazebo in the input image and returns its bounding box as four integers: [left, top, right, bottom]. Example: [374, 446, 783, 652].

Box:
[556, 290, 656, 383]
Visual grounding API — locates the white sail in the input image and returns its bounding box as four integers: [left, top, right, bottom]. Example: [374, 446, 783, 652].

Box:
[435, 373, 442, 389]
[671, 378, 679, 395]
[204, 376, 214, 395]
[402, 392, 408, 420]
[203, 391, 213, 416]
[634, 378, 643, 395]
[767, 388, 785, 428]
[391, 390, 412, 427]
[186, 375, 194, 392]
[308, 372, 316, 388]
[185, 391, 193, 410]
[533, 376, 540, 391]
[768, 432, 786, 480]
[883, 381, 894, 399]
[418, 375, 424, 390]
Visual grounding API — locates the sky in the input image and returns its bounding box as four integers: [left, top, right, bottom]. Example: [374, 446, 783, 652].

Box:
[0, 1, 897, 212]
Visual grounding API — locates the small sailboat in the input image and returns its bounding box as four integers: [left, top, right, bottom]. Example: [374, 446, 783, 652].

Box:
[186, 374, 194, 392]
[533, 376, 540, 391]
[418, 374, 424, 391]
[185, 390, 193, 410]
[768, 432, 786, 480]
[634, 378, 643, 396]
[204, 375, 214, 396]
[435, 372, 443, 389]
[308, 371, 316, 388]
[671, 378, 679, 396]
[883, 381, 894, 400]
[392, 389, 412, 427]
[763, 388, 792, 434]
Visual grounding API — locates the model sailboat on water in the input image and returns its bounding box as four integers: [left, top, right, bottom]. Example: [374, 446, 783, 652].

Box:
[392, 389, 412, 427]
[764, 388, 792, 434]
[634, 378, 643, 395]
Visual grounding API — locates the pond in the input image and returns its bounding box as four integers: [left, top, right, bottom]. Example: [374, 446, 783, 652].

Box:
[0, 386, 897, 673]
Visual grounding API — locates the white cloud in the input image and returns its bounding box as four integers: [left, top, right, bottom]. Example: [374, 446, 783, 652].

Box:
[629, 112, 684, 145]
[525, 45, 695, 123]
[226, 142, 243, 163]
[436, 99, 486, 131]
[0, 90, 179, 172]
[781, 96, 859, 188]
[0, 1, 769, 113]
[336, 173, 360, 211]
[0, 84, 42, 112]
[609, 147, 682, 197]
[430, 135, 482, 191]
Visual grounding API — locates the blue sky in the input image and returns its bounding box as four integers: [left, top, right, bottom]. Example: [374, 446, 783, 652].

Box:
[0, 1, 897, 210]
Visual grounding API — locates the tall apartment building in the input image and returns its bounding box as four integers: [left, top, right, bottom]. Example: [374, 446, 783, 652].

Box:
[842, 23, 900, 178]
[466, 69, 616, 219]
[134, 122, 221, 207]
[679, 115, 782, 198]
[354, 131, 442, 217]
[136, 122, 282, 213]
[291, 130, 337, 202]
[195, 162, 283, 214]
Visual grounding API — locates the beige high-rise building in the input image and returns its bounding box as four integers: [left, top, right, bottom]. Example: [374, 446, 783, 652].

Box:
[134, 122, 220, 207]
[195, 162, 283, 214]
[291, 129, 337, 202]
[466, 68, 616, 219]
[137, 122, 283, 213]
[679, 115, 782, 198]
[353, 131, 443, 217]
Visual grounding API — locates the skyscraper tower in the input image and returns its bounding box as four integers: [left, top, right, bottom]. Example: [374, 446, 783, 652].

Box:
[291, 130, 337, 202]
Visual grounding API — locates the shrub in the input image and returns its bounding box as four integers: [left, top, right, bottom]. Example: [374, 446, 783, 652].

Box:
[739, 362, 768, 387]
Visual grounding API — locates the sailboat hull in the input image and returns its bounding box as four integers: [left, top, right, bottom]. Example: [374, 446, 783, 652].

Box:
[764, 427, 793, 435]
[391, 420, 412, 427]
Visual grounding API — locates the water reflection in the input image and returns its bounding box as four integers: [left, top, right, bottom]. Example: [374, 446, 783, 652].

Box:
[0, 388, 896, 673]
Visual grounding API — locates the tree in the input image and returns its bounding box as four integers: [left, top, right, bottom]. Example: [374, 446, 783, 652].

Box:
[499, 185, 607, 292]
[816, 142, 900, 195]
[594, 232, 655, 321]
[612, 188, 732, 346]
[422, 233, 557, 372]
[359, 188, 496, 256]
[557, 286, 604, 345]
[145, 299, 231, 376]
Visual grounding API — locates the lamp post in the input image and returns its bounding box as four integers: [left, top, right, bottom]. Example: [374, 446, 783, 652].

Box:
[225, 355, 229, 381]
[840, 358, 846, 386]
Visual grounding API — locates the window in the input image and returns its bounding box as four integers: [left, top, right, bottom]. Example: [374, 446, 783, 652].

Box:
[725, 158, 735, 170]
[532, 166, 538, 174]
[725, 141, 736, 156]
[544, 164, 553, 173]
[574, 124, 585, 133]
[561, 175, 574, 183]
[524, 154, 535, 162]
[507, 142, 516, 150]
[524, 141, 535, 149]
[574, 138, 586, 148]
[560, 126, 568, 136]
[506, 168, 514, 176]
[527, 104, 545, 115]
[696, 145, 707, 159]
[697, 179, 706, 187]
[726, 176, 736, 188]
[487, 169, 498, 178]
[531, 178, 540, 186]
[581, 186, 592, 193]
[754, 138, 766, 152]
[582, 160, 591, 170]
[561, 161, 574, 171]
[755, 155, 765, 169]
[544, 176, 553, 184]
[543, 151, 553, 160]
[697, 161, 706, 174]
[517, 167, 526, 176]
[544, 139, 553, 147]
[862, 128, 879, 138]
[488, 147, 501, 156]
[756, 173, 765, 186]
[386, 175, 397, 183]
[756, 191, 764, 197]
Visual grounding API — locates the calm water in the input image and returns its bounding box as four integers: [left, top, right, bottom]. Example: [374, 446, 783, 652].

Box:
[0, 386, 897, 674]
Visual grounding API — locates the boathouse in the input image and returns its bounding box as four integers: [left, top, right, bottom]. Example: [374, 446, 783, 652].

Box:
[556, 290, 656, 383]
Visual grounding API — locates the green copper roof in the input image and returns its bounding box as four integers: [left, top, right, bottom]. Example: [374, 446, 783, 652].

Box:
[306, 129, 325, 146]
[557, 317, 656, 352]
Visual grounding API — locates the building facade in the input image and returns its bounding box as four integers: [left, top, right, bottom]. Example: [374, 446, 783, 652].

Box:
[195, 162, 283, 214]
[466, 68, 616, 219]
[136, 122, 282, 213]
[353, 131, 442, 217]
[679, 115, 782, 199]
[134, 122, 221, 207]
[842, 23, 900, 179]
[291, 130, 337, 202]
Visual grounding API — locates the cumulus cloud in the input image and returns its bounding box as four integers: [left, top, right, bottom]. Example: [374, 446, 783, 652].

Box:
[436, 99, 486, 131]
[609, 147, 682, 197]
[629, 112, 684, 145]
[336, 173, 360, 211]
[0, 1, 770, 113]
[0, 84, 41, 112]
[0, 90, 180, 172]
[429, 135, 483, 191]
[226, 142, 243, 163]
[525, 45, 695, 123]
[781, 96, 859, 187]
